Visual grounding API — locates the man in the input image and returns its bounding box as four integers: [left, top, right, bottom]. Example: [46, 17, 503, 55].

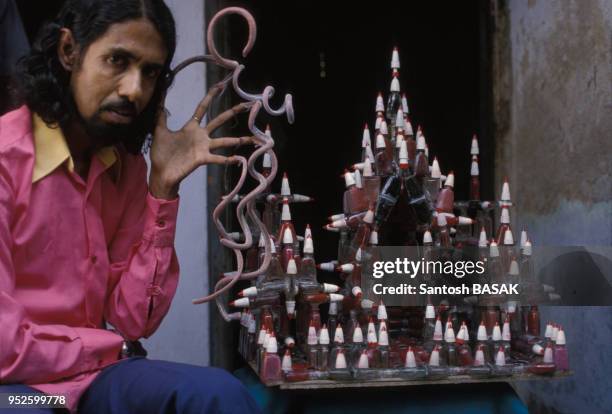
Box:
[0, 0, 261, 413]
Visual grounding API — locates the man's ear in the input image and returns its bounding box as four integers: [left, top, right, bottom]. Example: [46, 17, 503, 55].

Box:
[58, 28, 78, 71]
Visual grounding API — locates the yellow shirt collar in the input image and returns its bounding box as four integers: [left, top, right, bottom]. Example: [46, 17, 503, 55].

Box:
[32, 114, 121, 183]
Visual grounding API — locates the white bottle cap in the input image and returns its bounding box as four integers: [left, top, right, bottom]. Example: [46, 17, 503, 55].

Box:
[405, 348, 417, 368]
[395, 108, 404, 128]
[479, 227, 488, 248]
[437, 213, 448, 227]
[363, 158, 374, 177]
[266, 334, 278, 353]
[458, 216, 474, 226]
[351, 286, 363, 298]
[471, 157, 479, 176]
[431, 157, 441, 179]
[433, 318, 443, 341]
[489, 241, 500, 257]
[281, 350, 292, 372]
[500, 207, 510, 224]
[501, 179, 511, 202]
[396, 132, 404, 149]
[241, 286, 258, 298]
[318, 261, 336, 272]
[495, 347, 505, 366]
[380, 119, 388, 135]
[423, 230, 433, 244]
[404, 116, 414, 136]
[361, 299, 375, 310]
[354, 168, 363, 189]
[552, 325, 559, 342]
[329, 301, 338, 316]
[377, 302, 388, 320]
[402, 94, 409, 114]
[284, 337, 295, 348]
[334, 325, 345, 344]
[323, 283, 340, 293]
[378, 322, 389, 346]
[335, 350, 348, 369]
[369, 230, 378, 245]
[503, 228, 515, 246]
[444, 172, 455, 188]
[269, 237, 276, 254]
[307, 324, 318, 345]
[522, 241, 535, 259]
[344, 171, 356, 188]
[474, 347, 485, 366]
[286, 259, 297, 275]
[492, 323, 502, 341]
[329, 293, 344, 302]
[543, 345, 554, 364]
[399, 139, 409, 168]
[390, 74, 400, 92]
[429, 348, 440, 366]
[477, 323, 488, 341]
[319, 325, 330, 345]
[520, 229, 528, 249]
[303, 236, 314, 254]
[502, 321, 511, 341]
[425, 304, 436, 319]
[367, 321, 377, 344]
[544, 322, 553, 339]
[376, 133, 386, 149]
[281, 200, 292, 221]
[471, 134, 479, 155]
[352, 326, 364, 343]
[257, 328, 267, 345]
[362, 124, 371, 148]
[556, 328, 565, 345]
[263, 152, 272, 168]
[285, 300, 296, 315]
[231, 297, 250, 308]
[445, 326, 456, 343]
[462, 324, 470, 341]
[366, 144, 375, 163]
[338, 263, 354, 273]
[417, 133, 427, 151]
[375, 113, 383, 130]
[391, 47, 400, 69]
[358, 351, 370, 369]
[281, 173, 291, 196]
[376, 93, 385, 113]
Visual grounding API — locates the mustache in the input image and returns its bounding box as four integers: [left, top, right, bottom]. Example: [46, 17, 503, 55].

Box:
[99, 100, 137, 117]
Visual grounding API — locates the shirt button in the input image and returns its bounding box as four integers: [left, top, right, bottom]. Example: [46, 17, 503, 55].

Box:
[90, 255, 98, 264]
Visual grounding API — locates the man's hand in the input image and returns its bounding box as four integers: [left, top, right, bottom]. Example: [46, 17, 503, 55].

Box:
[149, 85, 253, 199]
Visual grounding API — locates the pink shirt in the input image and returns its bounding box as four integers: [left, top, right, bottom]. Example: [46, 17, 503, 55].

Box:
[0, 106, 180, 412]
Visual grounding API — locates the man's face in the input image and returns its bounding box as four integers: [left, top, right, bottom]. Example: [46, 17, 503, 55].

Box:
[69, 18, 167, 145]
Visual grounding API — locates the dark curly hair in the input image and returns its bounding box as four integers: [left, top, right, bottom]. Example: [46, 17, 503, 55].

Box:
[17, 0, 176, 154]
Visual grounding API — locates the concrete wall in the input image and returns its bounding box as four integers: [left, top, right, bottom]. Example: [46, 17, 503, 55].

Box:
[493, 0, 612, 412]
[141, 0, 211, 366]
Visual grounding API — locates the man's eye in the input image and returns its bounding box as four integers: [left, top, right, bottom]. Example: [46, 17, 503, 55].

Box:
[143, 68, 161, 79]
[107, 55, 126, 66]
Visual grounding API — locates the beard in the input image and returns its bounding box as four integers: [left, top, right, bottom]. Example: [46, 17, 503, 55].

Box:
[65, 93, 150, 151]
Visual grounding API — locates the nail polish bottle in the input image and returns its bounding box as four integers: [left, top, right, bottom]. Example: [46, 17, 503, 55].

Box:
[476, 320, 491, 363]
[361, 123, 372, 162]
[306, 321, 319, 369]
[377, 322, 390, 368]
[553, 327, 569, 371]
[470, 154, 480, 201]
[342, 170, 369, 215]
[330, 323, 346, 367]
[318, 324, 330, 371]
[435, 171, 455, 214]
[281, 349, 292, 374]
[350, 325, 366, 368]
[374, 134, 393, 177]
[365, 317, 381, 368]
[528, 306, 540, 337]
[261, 332, 282, 383]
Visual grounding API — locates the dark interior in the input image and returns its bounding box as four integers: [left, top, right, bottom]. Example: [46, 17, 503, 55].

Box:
[224, 0, 492, 268]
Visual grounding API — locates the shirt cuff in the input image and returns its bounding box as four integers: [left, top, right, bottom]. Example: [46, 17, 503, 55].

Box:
[142, 192, 180, 247]
[73, 327, 123, 371]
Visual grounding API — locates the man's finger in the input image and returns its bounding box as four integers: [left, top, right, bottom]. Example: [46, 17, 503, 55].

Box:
[203, 154, 239, 165]
[205, 103, 249, 133]
[156, 107, 169, 132]
[192, 85, 223, 125]
[209, 136, 256, 150]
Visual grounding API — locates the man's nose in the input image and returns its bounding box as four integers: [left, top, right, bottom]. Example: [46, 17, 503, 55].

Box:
[117, 69, 143, 104]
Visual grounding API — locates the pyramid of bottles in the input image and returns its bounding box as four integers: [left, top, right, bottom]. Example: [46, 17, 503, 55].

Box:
[231, 47, 569, 384]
